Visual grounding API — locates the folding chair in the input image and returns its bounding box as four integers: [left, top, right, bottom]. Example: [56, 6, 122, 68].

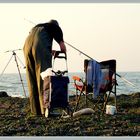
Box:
[72, 59, 117, 114]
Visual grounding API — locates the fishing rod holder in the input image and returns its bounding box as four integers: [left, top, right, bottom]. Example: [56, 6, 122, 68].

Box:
[0, 49, 27, 97]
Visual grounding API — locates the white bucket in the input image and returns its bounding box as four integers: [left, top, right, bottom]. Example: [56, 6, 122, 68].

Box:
[106, 105, 116, 115]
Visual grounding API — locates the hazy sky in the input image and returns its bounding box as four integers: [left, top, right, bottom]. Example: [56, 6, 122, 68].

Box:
[0, 3, 140, 73]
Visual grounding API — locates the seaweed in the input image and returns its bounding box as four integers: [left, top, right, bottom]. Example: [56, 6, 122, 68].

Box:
[0, 93, 140, 136]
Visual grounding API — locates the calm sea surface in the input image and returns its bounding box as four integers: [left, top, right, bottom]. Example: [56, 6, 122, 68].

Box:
[0, 72, 140, 98]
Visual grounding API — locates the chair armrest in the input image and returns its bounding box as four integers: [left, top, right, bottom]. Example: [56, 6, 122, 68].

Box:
[72, 76, 82, 82]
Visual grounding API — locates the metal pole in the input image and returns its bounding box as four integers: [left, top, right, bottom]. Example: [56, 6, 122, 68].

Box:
[13, 51, 27, 97]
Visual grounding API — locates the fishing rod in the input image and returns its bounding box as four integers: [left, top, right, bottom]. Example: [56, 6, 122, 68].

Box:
[65, 42, 93, 60]
[24, 18, 137, 88]
[116, 73, 135, 87]
[64, 42, 138, 88]
[24, 18, 36, 25]
[5, 48, 22, 53]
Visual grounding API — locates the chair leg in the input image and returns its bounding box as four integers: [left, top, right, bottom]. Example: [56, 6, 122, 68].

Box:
[102, 92, 111, 114]
[67, 105, 73, 117]
[74, 91, 82, 112]
[114, 92, 117, 112]
[85, 92, 88, 107]
[75, 89, 78, 102]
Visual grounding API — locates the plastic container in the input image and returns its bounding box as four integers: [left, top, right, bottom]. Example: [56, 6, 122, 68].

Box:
[106, 105, 116, 115]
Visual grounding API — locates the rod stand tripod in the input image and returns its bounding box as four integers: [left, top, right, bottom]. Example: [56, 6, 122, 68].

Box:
[0, 49, 27, 97]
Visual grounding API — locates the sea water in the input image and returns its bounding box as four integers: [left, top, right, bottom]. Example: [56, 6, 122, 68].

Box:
[0, 72, 140, 98]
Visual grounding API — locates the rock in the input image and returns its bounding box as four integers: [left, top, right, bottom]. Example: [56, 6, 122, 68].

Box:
[0, 91, 9, 97]
[131, 92, 140, 98]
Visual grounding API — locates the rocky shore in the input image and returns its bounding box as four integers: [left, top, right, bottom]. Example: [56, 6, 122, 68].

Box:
[0, 92, 140, 136]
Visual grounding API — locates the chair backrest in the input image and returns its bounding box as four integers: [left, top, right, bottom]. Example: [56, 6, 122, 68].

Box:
[100, 59, 116, 92]
[84, 59, 116, 93]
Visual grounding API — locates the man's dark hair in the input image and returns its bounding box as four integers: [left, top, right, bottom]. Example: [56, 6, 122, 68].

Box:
[48, 19, 59, 26]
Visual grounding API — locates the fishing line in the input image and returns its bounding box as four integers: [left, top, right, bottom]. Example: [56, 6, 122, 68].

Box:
[24, 18, 36, 26]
